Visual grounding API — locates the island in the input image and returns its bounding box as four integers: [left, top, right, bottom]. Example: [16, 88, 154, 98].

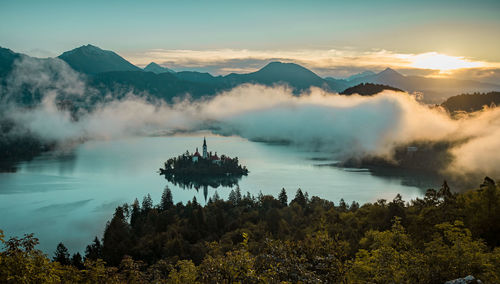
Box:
[159, 137, 248, 192]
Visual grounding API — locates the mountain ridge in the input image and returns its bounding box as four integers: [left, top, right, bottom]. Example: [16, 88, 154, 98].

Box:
[58, 44, 141, 74]
[2, 44, 500, 104]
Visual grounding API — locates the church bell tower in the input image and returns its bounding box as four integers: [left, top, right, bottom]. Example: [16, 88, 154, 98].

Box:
[203, 137, 208, 159]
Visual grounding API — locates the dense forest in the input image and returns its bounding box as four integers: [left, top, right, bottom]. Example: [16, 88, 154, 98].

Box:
[1, 177, 500, 283]
[441, 91, 500, 113]
[340, 83, 404, 96]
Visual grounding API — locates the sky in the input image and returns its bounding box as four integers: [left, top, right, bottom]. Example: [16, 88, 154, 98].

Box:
[1, 0, 500, 80]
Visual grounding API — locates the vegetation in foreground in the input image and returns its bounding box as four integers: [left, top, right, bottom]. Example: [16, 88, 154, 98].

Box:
[1, 177, 500, 283]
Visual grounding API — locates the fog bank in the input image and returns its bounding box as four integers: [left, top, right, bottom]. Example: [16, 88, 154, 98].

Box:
[2, 58, 499, 179]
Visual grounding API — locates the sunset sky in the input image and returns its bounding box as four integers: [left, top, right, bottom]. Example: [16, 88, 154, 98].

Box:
[1, 0, 499, 81]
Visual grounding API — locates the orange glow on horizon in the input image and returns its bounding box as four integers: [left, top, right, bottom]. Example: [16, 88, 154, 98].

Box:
[408, 52, 484, 72]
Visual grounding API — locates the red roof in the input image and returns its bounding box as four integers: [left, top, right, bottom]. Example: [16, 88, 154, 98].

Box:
[194, 151, 201, 157]
[210, 154, 219, 160]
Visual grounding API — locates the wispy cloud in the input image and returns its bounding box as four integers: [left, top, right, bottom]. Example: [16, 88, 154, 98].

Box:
[123, 48, 500, 80]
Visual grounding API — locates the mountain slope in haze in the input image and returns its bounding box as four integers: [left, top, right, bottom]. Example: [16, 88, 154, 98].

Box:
[346, 70, 376, 81]
[225, 62, 346, 93]
[350, 68, 500, 103]
[58, 44, 141, 74]
[143, 62, 175, 74]
[0, 47, 21, 76]
[175, 71, 226, 84]
[89, 62, 347, 102]
[90, 71, 228, 102]
[5, 44, 500, 106]
[441, 92, 500, 113]
[340, 83, 403, 96]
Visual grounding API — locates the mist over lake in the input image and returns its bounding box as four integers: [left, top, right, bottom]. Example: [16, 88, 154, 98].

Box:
[0, 134, 438, 253]
[1, 2, 500, 281]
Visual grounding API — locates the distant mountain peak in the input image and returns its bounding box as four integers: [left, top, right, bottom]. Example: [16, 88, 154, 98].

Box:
[144, 62, 174, 74]
[59, 45, 140, 74]
[145, 62, 161, 68]
[64, 44, 104, 55]
[379, 67, 404, 77]
[224, 61, 332, 93]
[83, 44, 100, 49]
[256, 62, 320, 78]
[261, 61, 307, 71]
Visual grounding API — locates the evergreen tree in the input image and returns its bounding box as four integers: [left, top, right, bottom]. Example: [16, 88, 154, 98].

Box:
[130, 198, 140, 227]
[102, 206, 131, 266]
[228, 189, 237, 205]
[235, 186, 242, 203]
[350, 201, 359, 211]
[85, 236, 103, 261]
[339, 198, 347, 211]
[278, 188, 288, 206]
[71, 252, 84, 269]
[53, 242, 70, 265]
[161, 186, 174, 210]
[292, 188, 307, 207]
[142, 194, 153, 212]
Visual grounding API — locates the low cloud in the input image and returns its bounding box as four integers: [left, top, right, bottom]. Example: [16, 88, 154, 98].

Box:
[3, 58, 500, 180]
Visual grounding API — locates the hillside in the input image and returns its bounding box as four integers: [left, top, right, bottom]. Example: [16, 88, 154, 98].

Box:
[225, 62, 345, 93]
[2, 178, 499, 282]
[441, 92, 500, 113]
[90, 71, 225, 101]
[58, 44, 141, 74]
[349, 68, 500, 103]
[340, 83, 403, 96]
[0, 47, 21, 76]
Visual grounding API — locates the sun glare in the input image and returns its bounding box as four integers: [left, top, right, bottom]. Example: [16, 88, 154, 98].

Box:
[409, 52, 484, 72]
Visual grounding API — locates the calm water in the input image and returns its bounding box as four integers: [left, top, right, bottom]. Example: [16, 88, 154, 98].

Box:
[0, 134, 437, 254]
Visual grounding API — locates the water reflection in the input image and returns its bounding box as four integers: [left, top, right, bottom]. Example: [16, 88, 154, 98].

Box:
[162, 173, 243, 201]
[0, 135, 432, 254]
[22, 152, 78, 176]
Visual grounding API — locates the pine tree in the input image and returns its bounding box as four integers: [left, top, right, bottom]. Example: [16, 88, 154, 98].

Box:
[278, 188, 288, 206]
[229, 190, 237, 205]
[293, 188, 307, 207]
[130, 198, 141, 229]
[161, 186, 174, 210]
[53, 242, 70, 265]
[85, 236, 103, 260]
[142, 194, 153, 212]
[235, 187, 242, 203]
[71, 252, 84, 269]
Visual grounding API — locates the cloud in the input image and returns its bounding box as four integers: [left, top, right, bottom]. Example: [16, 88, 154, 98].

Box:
[124, 48, 500, 80]
[3, 58, 500, 181]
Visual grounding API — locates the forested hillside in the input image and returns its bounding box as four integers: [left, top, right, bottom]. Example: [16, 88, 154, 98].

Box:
[2, 177, 500, 283]
[442, 92, 500, 113]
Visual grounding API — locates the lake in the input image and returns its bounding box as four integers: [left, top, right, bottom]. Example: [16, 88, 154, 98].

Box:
[0, 134, 440, 254]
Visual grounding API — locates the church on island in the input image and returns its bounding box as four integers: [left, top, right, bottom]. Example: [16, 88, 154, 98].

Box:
[191, 137, 222, 165]
[159, 136, 248, 178]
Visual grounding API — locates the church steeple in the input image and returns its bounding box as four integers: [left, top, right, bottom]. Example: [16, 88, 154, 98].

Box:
[202, 137, 208, 159]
